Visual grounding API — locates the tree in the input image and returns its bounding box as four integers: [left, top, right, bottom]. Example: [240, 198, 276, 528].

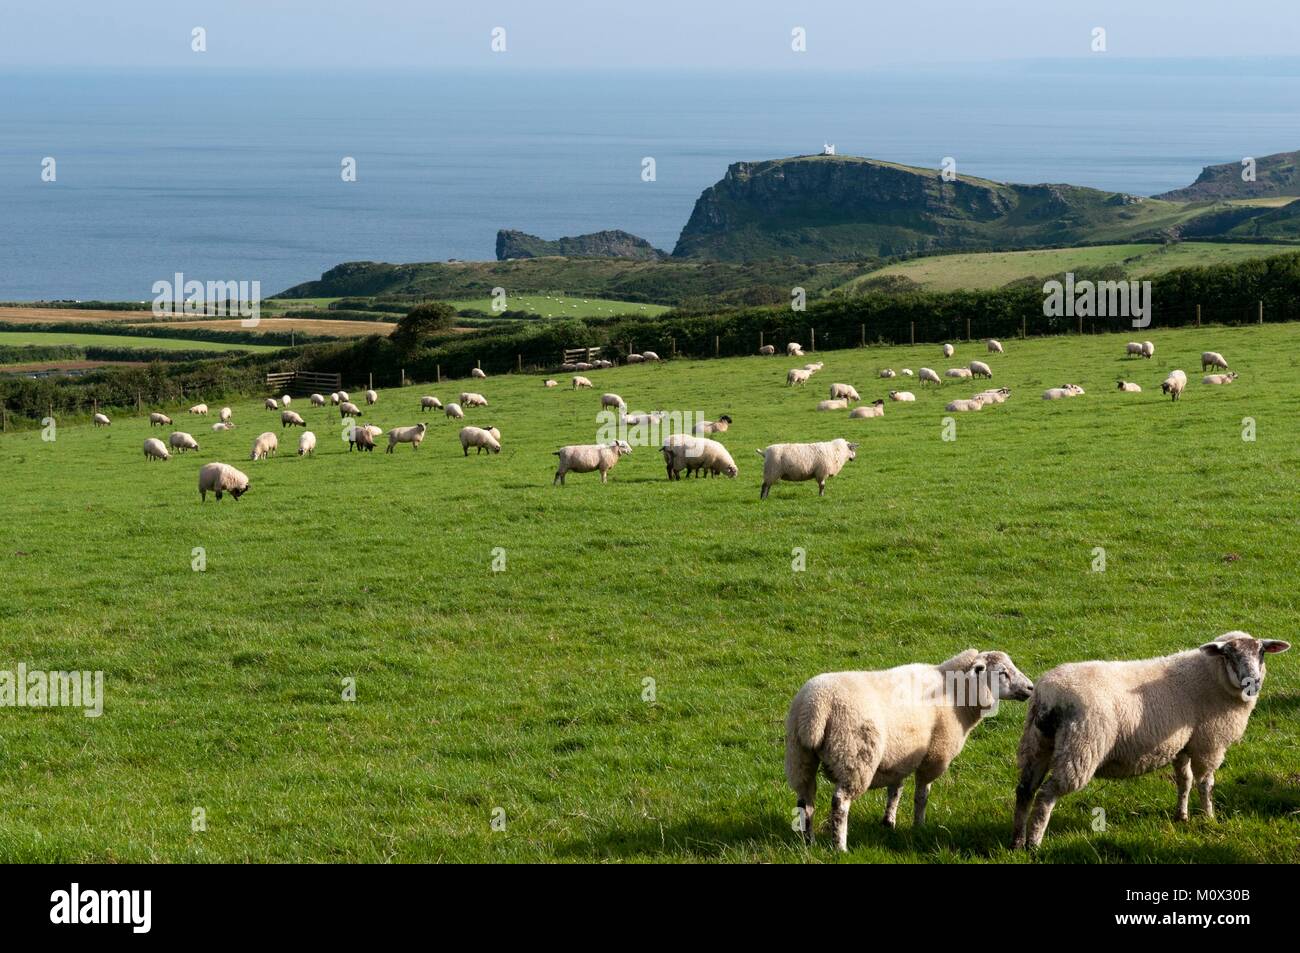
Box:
[391, 302, 455, 352]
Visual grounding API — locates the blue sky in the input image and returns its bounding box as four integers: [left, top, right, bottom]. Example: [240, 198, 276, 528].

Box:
[4, 1, 1298, 69]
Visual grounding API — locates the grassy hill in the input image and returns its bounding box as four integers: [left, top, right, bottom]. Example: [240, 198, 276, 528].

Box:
[1155, 150, 1300, 202]
[1, 323, 1296, 862]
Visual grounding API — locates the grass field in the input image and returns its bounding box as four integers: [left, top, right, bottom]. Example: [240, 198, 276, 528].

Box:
[136, 318, 392, 338]
[0, 323, 1297, 862]
[0, 331, 279, 353]
[843, 243, 1294, 293]
[446, 294, 671, 319]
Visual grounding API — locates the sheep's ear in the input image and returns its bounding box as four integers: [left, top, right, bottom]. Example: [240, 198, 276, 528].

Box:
[847, 442, 859, 451]
[1199, 642, 1226, 657]
[1262, 640, 1291, 654]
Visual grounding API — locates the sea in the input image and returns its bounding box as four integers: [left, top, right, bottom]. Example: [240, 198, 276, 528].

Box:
[2, 58, 1300, 300]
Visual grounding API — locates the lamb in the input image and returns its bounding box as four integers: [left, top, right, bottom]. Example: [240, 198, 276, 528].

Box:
[1042, 384, 1085, 400]
[849, 400, 885, 418]
[219, 407, 232, 422]
[444, 403, 465, 419]
[420, 395, 443, 409]
[918, 367, 941, 385]
[281, 410, 306, 428]
[572, 376, 593, 389]
[942, 343, 954, 357]
[625, 354, 644, 365]
[641, 351, 660, 362]
[365, 389, 378, 405]
[281, 395, 293, 407]
[142, 437, 170, 461]
[339, 401, 362, 417]
[756, 439, 858, 499]
[471, 367, 487, 379]
[974, 387, 1011, 405]
[1141, 341, 1155, 359]
[169, 431, 200, 453]
[693, 414, 732, 436]
[787, 343, 804, 357]
[543, 380, 558, 388]
[459, 426, 501, 456]
[250, 431, 278, 460]
[1012, 632, 1289, 850]
[969, 360, 992, 379]
[92, 413, 110, 427]
[149, 412, 173, 427]
[330, 393, 341, 405]
[197, 462, 251, 502]
[1125, 341, 1145, 357]
[1201, 351, 1229, 372]
[386, 422, 428, 452]
[818, 398, 848, 411]
[1203, 372, 1238, 385]
[189, 403, 208, 416]
[460, 392, 488, 407]
[621, 411, 666, 426]
[661, 434, 738, 480]
[759, 344, 776, 355]
[901, 369, 914, 376]
[888, 390, 916, 402]
[553, 440, 632, 485]
[987, 339, 1004, 354]
[310, 393, 326, 407]
[297, 431, 316, 456]
[879, 369, 896, 379]
[1116, 380, 1142, 393]
[787, 649, 1034, 850]
[211, 421, 235, 432]
[787, 368, 812, 386]
[348, 425, 375, 452]
[601, 393, 626, 412]
[945, 397, 985, 412]
[945, 367, 973, 379]
[1161, 369, 1188, 401]
[264, 398, 279, 411]
[803, 362, 824, 373]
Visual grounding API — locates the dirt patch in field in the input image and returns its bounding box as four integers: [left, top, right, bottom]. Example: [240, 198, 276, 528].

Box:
[0, 359, 141, 374]
[136, 318, 396, 337]
[0, 307, 148, 324]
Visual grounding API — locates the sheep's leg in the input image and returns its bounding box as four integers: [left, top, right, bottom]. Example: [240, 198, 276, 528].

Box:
[1012, 727, 1053, 848]
[881, 784, 903, 828]
[760, 482, 771, 500]
[1192, 754, 1219, 819]
[913, 781, 932, 826]
[600, 470, 608, 484]
[817, 479, 826, 496]
[830, 787, 853, 852]
[1173, 752, 1193, 821]
[1025, 759, 1093, 849]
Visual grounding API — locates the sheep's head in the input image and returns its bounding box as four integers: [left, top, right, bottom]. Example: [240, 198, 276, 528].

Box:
[872, 399, 884, 406]
[844, 441, 859, 461]
[718, 415, 732, 424]
[1200, 632, 1290, 701]
[974, 651, 1034, 704]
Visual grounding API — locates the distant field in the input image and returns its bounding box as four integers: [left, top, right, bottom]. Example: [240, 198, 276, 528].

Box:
[0, 331, 278, 352]
[0, 307, 146, 324]
[843, 243, 1294, 293]
[447, 294, 670, 318]
[139, 318, 392, 338]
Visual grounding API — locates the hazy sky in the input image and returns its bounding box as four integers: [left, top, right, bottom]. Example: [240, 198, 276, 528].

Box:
[4, 1, 1298, 69]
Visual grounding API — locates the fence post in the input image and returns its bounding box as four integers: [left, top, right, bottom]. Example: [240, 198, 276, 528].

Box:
[966, 318, 971, 341]
[860, 324, 865, 347]
[1022, 316, 1027, 339]
[1196, 304, 1201, 327]
[401, 368, 406, 387]
[517, 354, 522, 372]
[136, 391, 142, 414]
[436, 364, 441, 384]
[369, 372, 373, 390]
[1077, 316, 1083, 335]
[1259, 300, 1264, 324]
[759, 330, 764, 350]
[714, 335, 719, 357]
[671, 337, 676, 357]
[810, 328, 816, 352]
[477, 359, 482, 369]
[910, 321, 915, 346]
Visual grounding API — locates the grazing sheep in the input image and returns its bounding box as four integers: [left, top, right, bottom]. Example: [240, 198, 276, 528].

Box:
[787, 368, 812, 386]
[149, 412, 173, 427]
[297, 431, 316, 456]
[803, 362, 824, 373]
[946, 367, 973, 379]
[281, 395, 292, 407]
[339, 401, 361, 417]
[471, 367, 487, 379]
[142, 437, 170, 461]
[918, 367, 941, 386]
[553, 440, 632, 485]
[211, 421, 235, 432]
[250, 431, 278, 460]
[592, 359, 613, 369]
[444, 403, 465, 419]
[818, 398, 848, 411]
[693, 414, 733, 436]
[757, 439, 858, 499]
[888, 390, 916, 402]
[189, 403, 208, 416]
[661, 433, 738, 480]
[361, 424, 383, 437]
[788, 649, 1034, 850]
[197, 462, 251, 502]
[1042, 384, 1085, 400]
[601, 393, 627, 412]
[92, 413, 111, 427]
[543, 380, 558, 388]
[879, 369, 896, 379]
[559, 363, 578, 371]
[621, 411, 667, 426]
[337, 390, 350, 402]
[759, 344, 776, 355]
[1126, 341, 1145, 357]
[942, 343, 954, 358]
[420, 395, 443, 410]
[386, 422, 428, 452]
[987, 339, 1004, 354]
[361, 389, 375, 405]
[1141, 341, 1155, 359]
[219, 407, 232, 422]
[1161, 369, 1188, 401]
[169, 431, 200, 453]
[787, 343, 804, 357]
[574, 362, 593, 371]
[572, 376, 593, 389]
[264, 398, 279, 411]
[974, 387, 1011, 405]
[310, 393, 326, 407]
[625, 354, 644, 365]
[1012, 632, 1290, 850]
[348, 425, 375, 452]
[1201, 351, 1229, 372]
[460, 392, 488, 407]
[849, 400, 885, 418]
[330, 392, 341, 405]
[280, 410, 306, 428]
[1203, 372, 1238, 385]
[641, 351, 660, 362]
[969, 360, 992, 379]
[1116, 380, 1142, 393]
[945, 397, 985, 412]
[459, 426, 501, 456]
[901, 369, 914, 377]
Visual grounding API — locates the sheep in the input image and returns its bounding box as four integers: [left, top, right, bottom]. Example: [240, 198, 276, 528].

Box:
[974, 387, 1011, 405]
[641, 351, 660, 362]
[759, 344, 776, 355]
[365, 389, 378, 405]
[553, 440, 632, 485]
[888, 390, 916, 402]
[787, 368, 812, 387]
[149, 412, 172, 427]
[459, 426, 501, 456]
[310, 393, 326, 407]
[1161, 369, 1188, 401]
[339, 401, 362, 418]
[219, 407, 232, 422]
[1125, 341, 1145, 357]
[189, 403, 208, 416]
[211, 421, 235, 432]
[574, 362, 593, 371]
[142, 437, 170, 461]
[945, 397, 985, 412]
[92, 413, 110, 427]
[803, 362, 824, 373]
[461, 392, 488, 407]
[197, 462, 251, 502]
[987, 339, 1004, 354]
[471, 367, 487, 379]
[572, 376, 593, 389]
[625, 354, 644, 365]
[297, 431, 316, 456]
[818, 398, 848, 411]
[592, 359, 613, 368]
[1203, 372, 1238, 385]
[918, 367, 941, 386]
[250, 431, 278, 460]
[757, 439, 858, 499]
[1012, 632, 1290, 850]
[348, 425, 375, 452]
[1201, 351, 1229, 372]
[1141, 341, 1155, 359]
[420, 395, 443, 410]
[693, 414, 733, 436]
[969, 360, 992, 379]
[879, 369, 896, 379]
[661, 433, 738, 480]
[543, 380, 558, 388]
[946, 367, 973, 379]
[337, 390, 350, 402]
[787, 343, 804, 357]
[621, 411, 667, 426]
[849, 400, 885, 418]
[330, 392, 341, 405]
[901, 369, 914, 376]
[1042, 384, 1085, 400]
[787, 649, 1034, 850]
[281, 410, 306, 428]
[361, 424, 383, 438]
[444, 403, 465, 419]
[601, 393, 627, 413]
[169, 431, 200, 453]
[1116, 380, 1142, 393]
[264, 398, 279, 411]
[386, 422, 427, 453]
[942, 343, 954, 358]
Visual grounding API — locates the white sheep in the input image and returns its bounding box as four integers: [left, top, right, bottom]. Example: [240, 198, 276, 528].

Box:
[693, 415, 732, 436]
[601, 393, 627, 412]
[169, 430, 200, 453]
[1161, 369, 1188, 401]
[543, 380, 558, 388]
[362, 424, 383, 437]
[987, 339, 1004, 354]
[641, 351, 660, 362]
[901, 369, 914, 376]
[625, 354, 644, 365]
[818, 398, 848, 411]
[330, 392, 341, 405]
[219, 407, 232, 422]
[759, 344, 776, 355]
[297, 431, 316, 456]
[1125, 341, 1144, 357]
[211, 421, 236, 432]
[593, 359, 613, 368]
[420, 395, 443, 410]
[142, 437, 170, 461]
[918, 367, 941, 385]
[1203, 372, 1238, 385]
[787, 343, 804, 357]
[149, 412, 172, 427]
[942, 343, 954, 358]
[339, 401, 362, 417]
[621, 411, 666, 426]
[788, 649, 1034, 850]
[444, 403, 464, 419]
[459, 426, 501, 456]
[553, 441, 632, 485]
[879, 369, 896, 379]
[757, 439, 858, 499]
[945, 397, 985, 412]
[969, 360, 992, 379]
[888, 390, 916, 402]
[974, 387, 1011, 405]
[387, 422, 428, 452]
[1012, 632, 1290, 850]
[471, 367, 487, 379]
[946, 367, 973, 379]
[250, 431, 278, 460]
[264, 398, 279, 411]
[787, 368, 812, 386]
[572, 376, 593, 389]
[1201, 351, 1228, 371]
[1041, 384, 1085, 400]
[1141, 341, 1155, 359]
[189, 403, 208, 416]
[849, 400, 885, 418]
[461, 392, 488, 407]
[803, 362, 824, 373]
[1116, 380, 1142, 393]
[361, 389, 375, 406]
[92, 413, 111, 427]
[661, 434, 738, 480]
[281, 395, 292, 407]
[348, 425, 376, 452]
[281, 410, 306, 428]
[198, 462, 250, 502]
[310, 393, 326, 407]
